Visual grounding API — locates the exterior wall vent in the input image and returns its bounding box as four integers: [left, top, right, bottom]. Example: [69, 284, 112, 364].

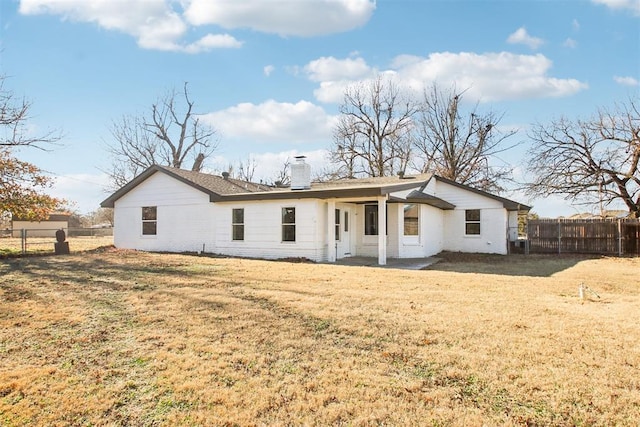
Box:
[290, 156, 311, 190]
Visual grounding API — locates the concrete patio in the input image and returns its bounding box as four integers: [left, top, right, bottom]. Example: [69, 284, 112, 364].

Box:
[333, 256, 441, 270]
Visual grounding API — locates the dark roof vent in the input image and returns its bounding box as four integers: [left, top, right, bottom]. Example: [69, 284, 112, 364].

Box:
[221, 171, 230, 180]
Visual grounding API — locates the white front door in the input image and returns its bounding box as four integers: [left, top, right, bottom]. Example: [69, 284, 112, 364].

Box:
[336, 207, 352, 258]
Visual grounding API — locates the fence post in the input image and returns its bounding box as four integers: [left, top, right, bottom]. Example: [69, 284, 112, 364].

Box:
[20, 228, 26, 254]
[618, 219, 623, 257]
[558, 220, 561, 255]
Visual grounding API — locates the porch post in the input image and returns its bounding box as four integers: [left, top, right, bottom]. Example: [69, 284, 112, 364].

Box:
[377, 196, 387, 265]
[327, 199, 336, 262]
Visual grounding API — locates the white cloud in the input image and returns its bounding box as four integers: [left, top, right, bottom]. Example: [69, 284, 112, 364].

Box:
[314, 80, 355, 104]
[309, 52, 588, 104]
[183, 34, 243, 53]
[572, 19, 580, 31]
[19, 0, 373, 50]
[184, 0, 376, 37]
[201, 100, 337, 144]
[507, 27, 545, 50]
[592, 0, 640, 15]
[613, 75, 639, 86]
[50, 173, 111, 214]
[563, 38, 578, 48]
[264, 65, 275, 77]
[304, 56, 372, 82]
[19, 0, 242, 53]
[303, 56, 374, 103]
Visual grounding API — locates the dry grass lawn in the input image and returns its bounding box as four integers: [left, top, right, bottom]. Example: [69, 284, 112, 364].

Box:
[0, 236, 114, 257]
[1, 249, 639, 426]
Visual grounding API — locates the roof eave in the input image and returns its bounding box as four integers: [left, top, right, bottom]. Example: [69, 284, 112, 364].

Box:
[218, 178, 431, 202]
[100, 165, 223, 208]
[433, 175, 531, 211]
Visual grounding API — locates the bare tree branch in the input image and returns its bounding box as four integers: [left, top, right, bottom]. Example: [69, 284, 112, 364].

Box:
[236, 155, 258, 182]
[272, 158, 291, 186]
[330, 76, 418, 178]
[413, 85, 518, 193]
[105, 82, 218, 188]
[0, 77, 62, 150]
[525, 96, 640, 217]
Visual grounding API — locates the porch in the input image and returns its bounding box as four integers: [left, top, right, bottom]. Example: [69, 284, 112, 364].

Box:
[332, 256, 441, 270]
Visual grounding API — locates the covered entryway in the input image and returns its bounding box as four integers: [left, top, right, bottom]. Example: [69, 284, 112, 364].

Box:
[327, 197, 388, 265]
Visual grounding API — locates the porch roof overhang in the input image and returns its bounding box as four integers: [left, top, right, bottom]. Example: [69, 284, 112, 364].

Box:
[217, 180, 428, 202]
[389, 191, 456, 210]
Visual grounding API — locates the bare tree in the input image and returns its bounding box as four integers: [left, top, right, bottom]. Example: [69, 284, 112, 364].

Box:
[272, 158, 291, 186]
[413, 85, 517, 193]
[235, 155, 258, 182]
[106, 82, 218, 189]
[526, 96, 640, 217]
[86, 207, 114, 227]
[1, 77, 61, 149]
[1, 76, 63, 220]
[331, 76, 418, 177]
[330, 115, 360, 178]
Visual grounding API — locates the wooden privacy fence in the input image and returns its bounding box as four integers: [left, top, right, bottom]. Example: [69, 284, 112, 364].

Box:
[527, 218, 640, 256]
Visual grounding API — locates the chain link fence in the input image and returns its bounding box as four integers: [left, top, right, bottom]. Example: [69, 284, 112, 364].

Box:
[1, 227, 113, 256]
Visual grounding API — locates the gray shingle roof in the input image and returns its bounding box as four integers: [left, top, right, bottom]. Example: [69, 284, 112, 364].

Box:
[101, 165, 274, 207]
[101, 165, 530, 212]
[163, 167, 273, 195]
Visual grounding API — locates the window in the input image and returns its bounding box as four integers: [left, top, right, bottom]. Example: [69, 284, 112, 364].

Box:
[282, 207, 296, 242]
[364, 205, 378, 235]
[344, 211, 349, 232]
[404, 204, 419, 236]
[465, 209, 481, 235]
[335, 209, 341, 241]
[142, 206, 157, 235]
[364, 204, 387, 236]
[232, 208, 244, 241]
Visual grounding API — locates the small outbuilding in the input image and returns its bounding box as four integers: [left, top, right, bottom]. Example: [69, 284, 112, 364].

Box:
[11, 212, 71, 238]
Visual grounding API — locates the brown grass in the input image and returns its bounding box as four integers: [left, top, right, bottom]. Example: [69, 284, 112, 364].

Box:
[1, 250, 639, 426]
[0, 236, 114, 257]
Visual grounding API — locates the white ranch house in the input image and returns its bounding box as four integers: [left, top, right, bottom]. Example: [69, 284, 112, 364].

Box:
[101, 158, 530, 265]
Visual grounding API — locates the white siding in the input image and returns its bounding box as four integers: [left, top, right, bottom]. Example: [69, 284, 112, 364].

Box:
[398, 204, 444, 258]
[355, 203, 380, 257]
[387, 203, 400, 258]
[113, 172, 215, 253]
[389, 193, 445, 258]
[507, 211, 519, 241]
[212, 199, 328, 262]
[435, 180, 508, 254]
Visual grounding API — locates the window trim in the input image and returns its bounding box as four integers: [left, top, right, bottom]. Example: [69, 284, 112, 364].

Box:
[282, 207, 296, 242]
[364, 204, 388, 236]
[232, 208, 244, 241]
[335, 208, 341, 241]
[403, 203, 419, 236]
[465, 209, 481, 236]
[141, 206, 157, 236]
[364, 204, 378, 236]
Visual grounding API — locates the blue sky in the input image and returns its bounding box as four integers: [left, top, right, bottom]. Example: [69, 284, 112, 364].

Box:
[1, 0, 638, 216]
